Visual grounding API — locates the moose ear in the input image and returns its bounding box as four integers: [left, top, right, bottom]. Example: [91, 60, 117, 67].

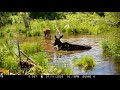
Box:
[55, 35, 57, 39]
[59, 35, 63, 39]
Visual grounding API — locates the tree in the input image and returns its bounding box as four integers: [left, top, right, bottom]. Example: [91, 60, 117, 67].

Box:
[0, 12, 17, 27]
[22, 12, 31, 29]
[29, 12, 66, 20]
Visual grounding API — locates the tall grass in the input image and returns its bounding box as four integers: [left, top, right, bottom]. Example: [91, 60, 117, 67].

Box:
[20, 42, 43, 55]
[102, 28, 120, 58]
[0, 40, 20, 74]
[27, 63, 73, 75]
[31, 52, 48, 68]
[73, 56, 96, 71]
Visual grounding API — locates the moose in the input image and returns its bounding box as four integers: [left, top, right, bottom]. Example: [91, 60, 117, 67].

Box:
[54, 35, 92, 51]
[43, 28, 51, 39]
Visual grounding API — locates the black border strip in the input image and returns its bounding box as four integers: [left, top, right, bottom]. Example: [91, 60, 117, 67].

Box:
[1, 75, 120, 81]
[0, 0, 120, 11]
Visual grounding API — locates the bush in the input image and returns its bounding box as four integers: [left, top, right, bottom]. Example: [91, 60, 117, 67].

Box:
[73, 56, 96, 71]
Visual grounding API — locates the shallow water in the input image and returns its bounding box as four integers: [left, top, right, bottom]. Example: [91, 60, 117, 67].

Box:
[18, 34, 120, 75]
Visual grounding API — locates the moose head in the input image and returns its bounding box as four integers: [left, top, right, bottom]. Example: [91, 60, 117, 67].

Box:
[54, 35, 64, 50]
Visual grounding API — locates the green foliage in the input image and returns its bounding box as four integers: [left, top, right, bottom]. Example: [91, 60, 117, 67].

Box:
[50, 62, 73, 75]
[29, 12, 66, 20]
[1, 12, 119, 38]
[102, 40, 114, 55]
[0, 40, 19, 73]
[27, 64, 73, 75]
[27, 29, 41, 37]
[73, 56, 96, 71]
[21, 42, 43, 55]
[0, 12, 18, 27]
[57, 66, 73, 75]
[2, 56, 19, 73]
[102, 29, 120, 58]
[27, 66, 49, 75]
[32, 52, 48, 68]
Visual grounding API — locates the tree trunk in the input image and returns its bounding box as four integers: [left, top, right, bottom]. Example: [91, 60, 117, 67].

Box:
[22, 12, 31, 36]
[22, 12, 31, 29]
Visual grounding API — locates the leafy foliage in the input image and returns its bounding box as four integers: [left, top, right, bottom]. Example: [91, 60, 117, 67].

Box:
[29, 12, 66, 20]
[73, 56, 96, 71]
[21, 42, 43, 55]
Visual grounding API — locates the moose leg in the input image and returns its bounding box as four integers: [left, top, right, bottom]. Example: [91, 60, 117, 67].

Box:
[44, 33, 46, 39]
[49, 34, 51, 39]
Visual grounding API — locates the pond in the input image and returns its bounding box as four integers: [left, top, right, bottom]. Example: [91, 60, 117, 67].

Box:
[17, 34, 120, 75]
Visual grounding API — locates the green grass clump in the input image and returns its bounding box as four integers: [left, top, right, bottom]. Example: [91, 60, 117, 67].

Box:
[73, 56, 96, 71]
[31, 52, 48, 68]
[27, 65, 49, 75]
[49, 62, 73, 75]
[58, 66, 73, 75]
[21, 42, 43, 55]
[27, 29, 41, 37]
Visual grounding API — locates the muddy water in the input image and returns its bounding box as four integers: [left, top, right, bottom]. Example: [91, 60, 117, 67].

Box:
[18, 34, 120, 75]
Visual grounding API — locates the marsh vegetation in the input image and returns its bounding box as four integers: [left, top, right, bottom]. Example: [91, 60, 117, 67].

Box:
[0, 12, 120, 75]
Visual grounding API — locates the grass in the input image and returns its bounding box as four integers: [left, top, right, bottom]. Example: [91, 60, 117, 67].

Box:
[31, 52, 48, 68]
[102, 29, 120, 58]
[29, 52, 73, 75]
[20, 42, 43, 55]
[27, 29, 41, 37]
[0, 40, 20, 74]
[73, 56, 96, 71]
[49, 61, 73, 75]
[27, 64, 73, 75]
[1, 12, 119, 38]
[57, 66, 73, 75]
[27, 65, 49, 75]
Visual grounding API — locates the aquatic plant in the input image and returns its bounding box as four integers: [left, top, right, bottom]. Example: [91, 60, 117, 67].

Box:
[73, 56, 96, 71]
